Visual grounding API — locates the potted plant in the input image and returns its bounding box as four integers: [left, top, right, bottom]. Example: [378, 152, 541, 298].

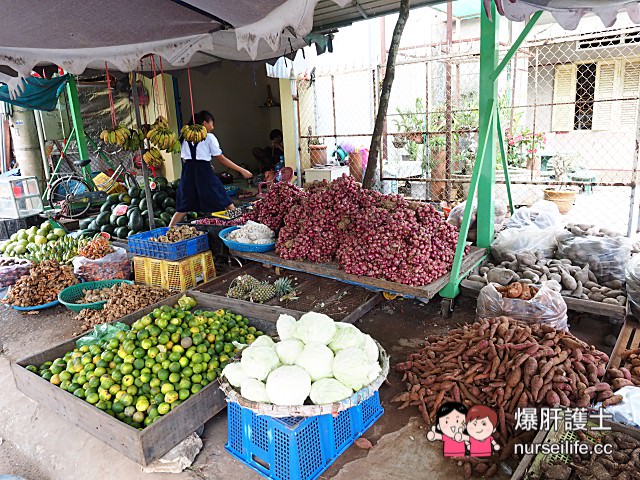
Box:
[307, 127, 327, 166]
[393, 98, 426, 151]
[543, 154, 579, 214]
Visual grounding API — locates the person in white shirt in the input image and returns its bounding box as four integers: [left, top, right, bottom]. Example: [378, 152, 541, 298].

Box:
[169, 111, 252, 227]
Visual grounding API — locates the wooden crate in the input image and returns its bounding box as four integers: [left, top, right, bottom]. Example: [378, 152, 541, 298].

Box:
[608, 314, 640, 370]
[460, 278, 626, 320]
[10, 290, 283, 466]
[229, 246, 487, 300]
[512, 419, 640, 480]
[195, 262, 382, 323]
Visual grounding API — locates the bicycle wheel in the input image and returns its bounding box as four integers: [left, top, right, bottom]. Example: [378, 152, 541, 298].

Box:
[48, 175, 93, 219]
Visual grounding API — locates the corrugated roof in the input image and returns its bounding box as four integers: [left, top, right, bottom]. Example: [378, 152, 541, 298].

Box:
[312, 0, 446, 32]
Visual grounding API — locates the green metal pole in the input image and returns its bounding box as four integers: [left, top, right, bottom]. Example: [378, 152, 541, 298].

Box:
[496, 113, 515, 214]
[440, 1, 499, 299]
[475, 1, 499, 248]
[491, 11, 542, 81]
[65, 76, 91, 169]
[440, 103, 495, 298]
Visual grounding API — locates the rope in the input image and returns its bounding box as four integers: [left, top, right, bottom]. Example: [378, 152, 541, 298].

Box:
[150, 56, 164, 120]
[105, 62, 117, 128]
[187, 65, 195, 124]
[159, 57, 170, 123]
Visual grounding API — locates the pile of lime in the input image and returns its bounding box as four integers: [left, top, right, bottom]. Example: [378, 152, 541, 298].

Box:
[26, 295, 263, 429]
[0, 221, 67, 257]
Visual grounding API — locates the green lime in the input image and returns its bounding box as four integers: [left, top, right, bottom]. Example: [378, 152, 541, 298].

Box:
[160, 382, 175, 394]
[86, 393, 100, 404]
[158, 402, 171, 415]
[178, 389, 190, 401]
[164, 391, 179, 404]
[157, 369, 169, 381]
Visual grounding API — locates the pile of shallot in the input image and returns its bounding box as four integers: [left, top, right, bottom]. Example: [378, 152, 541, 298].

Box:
[249, 175, 462, 286]
[246, 182, 307, 232]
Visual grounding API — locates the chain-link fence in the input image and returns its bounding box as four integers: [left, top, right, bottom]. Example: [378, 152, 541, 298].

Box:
[298, 18, 640, 235]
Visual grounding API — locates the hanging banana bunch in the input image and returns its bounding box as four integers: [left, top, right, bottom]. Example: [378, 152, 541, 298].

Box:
[169, 139, 181, 154]
[147, 116, 179, 151]
[122, 129, 145, 152]
[143, 147, 165, 167]
[180, 124, 207, 143]
[99, 124, 131, 146]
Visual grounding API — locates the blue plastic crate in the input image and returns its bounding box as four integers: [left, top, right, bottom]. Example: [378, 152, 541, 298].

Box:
[226, 391, 383, 480]
[127, 227, 209, 260]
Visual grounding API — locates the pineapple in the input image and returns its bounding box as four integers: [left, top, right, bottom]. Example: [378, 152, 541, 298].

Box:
[248, 282, 277, 303]
[273, 277, 294, 297]
[236, 275, 260, 291]
[227, 274, 260, 299]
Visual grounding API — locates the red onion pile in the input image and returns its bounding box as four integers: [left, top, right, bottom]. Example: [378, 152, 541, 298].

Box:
[245, 182, 307, 232]
[267, 175, 465, 286]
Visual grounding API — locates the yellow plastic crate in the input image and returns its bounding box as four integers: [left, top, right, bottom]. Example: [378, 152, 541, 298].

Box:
[93, 172, 127, 195]
[133, 251, 215, 292]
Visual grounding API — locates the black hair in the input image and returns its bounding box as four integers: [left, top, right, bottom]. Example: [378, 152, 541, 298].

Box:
[433, 402, 468, 434]
[195, 110, 215, 125]
[269, 129, 283, 140]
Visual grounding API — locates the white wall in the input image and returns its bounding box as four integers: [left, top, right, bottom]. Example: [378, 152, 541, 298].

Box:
[174, 63, 282, 172]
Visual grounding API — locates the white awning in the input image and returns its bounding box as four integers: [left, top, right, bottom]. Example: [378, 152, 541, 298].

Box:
[0, 0, 350, 93]
[493, 0, 640, 29]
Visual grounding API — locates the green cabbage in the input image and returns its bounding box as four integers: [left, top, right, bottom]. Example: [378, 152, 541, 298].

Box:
[310, 378, 353, 405]
[241, 346, 280, 381]
[294, 312, 337, 345]
[332, 347, 380, 391]
[329, 322, 364, 352]
[295, 343, 334, 381]
[240, 378, 270, 403]
[251, 335, 275, 348]
[222, 362, 248, 388]
[275, 338, 304, 365]
[276, 314, 297, 340]
[266, 365, 311, 405]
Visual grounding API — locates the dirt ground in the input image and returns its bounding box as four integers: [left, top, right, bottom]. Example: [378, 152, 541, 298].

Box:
[0, 284, 620, 480]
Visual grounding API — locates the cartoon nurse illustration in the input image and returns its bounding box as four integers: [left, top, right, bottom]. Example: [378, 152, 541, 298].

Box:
[426, 402, 468, 457]
[456, 404, 501, 457]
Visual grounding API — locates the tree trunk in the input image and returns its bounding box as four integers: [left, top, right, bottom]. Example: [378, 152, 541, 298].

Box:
[362, 0, 410, 190]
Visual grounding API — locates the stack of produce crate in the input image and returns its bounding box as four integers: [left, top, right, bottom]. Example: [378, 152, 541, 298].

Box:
[129, 226, 214, 292]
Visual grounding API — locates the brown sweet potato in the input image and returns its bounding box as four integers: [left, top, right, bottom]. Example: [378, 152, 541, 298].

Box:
[612, 378, 634, 390]
[506, 367, 522, 387]
[545, 390, 561, 407]
[602, 395, 623, 407]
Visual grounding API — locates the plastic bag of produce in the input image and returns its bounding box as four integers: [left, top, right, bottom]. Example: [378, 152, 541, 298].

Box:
[447, 201, 509, 241]
[626, 254, 640, 307]
[557, 233, 631, 284]
[76, 322, 129, 347]
[476, 282, 568, 330]
[506, 200, 563, 230]
[491, 226, 560, 263]
[72, 246, 130, 282]
[0, 258, 31, 288]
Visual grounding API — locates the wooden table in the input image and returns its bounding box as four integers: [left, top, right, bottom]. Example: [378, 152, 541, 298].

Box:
[230, 247, 486, 300]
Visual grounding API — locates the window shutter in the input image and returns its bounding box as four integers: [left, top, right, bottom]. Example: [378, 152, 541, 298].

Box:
[552, 64, 577, 132]
[620, 61, 640, 131]
[592, 61, 618, 131]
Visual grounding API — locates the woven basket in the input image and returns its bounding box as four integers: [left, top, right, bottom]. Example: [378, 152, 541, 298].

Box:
[58, 279, 133, 312]
[219, 340, 390, 417]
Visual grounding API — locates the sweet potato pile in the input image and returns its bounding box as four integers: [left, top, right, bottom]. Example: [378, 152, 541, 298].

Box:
[393, 317, 615, 439]
[495, 281, 539, 300]
[538, 430, 640, 480]
[607, 347, 640, 395]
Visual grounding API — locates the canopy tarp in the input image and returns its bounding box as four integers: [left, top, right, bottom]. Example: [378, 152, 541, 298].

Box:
[490, 0, 640, 29]
[0, 74, 69, 111]
[0, 0, 349, 94]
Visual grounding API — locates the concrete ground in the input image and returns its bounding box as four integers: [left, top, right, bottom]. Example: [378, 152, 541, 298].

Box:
[0, 292, 619, 480]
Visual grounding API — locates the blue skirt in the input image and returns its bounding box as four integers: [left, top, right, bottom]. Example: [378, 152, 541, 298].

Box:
[175, 160, 232, 213]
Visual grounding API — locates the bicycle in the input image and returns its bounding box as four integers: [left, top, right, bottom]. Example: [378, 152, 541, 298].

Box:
[44, 131, 139, 219]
